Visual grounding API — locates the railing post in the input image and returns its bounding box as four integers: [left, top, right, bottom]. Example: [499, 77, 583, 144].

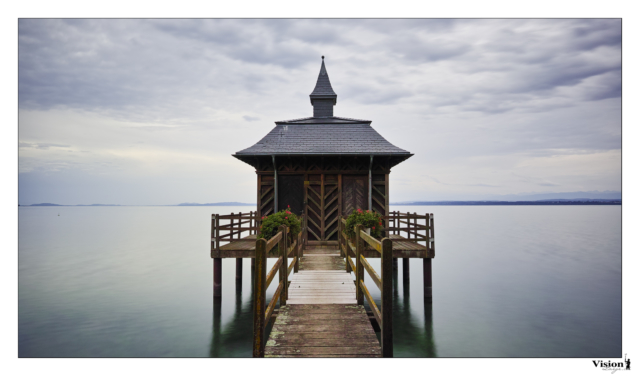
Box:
[215, 214, 220, 252]
[253, 238, 267, 357]
[338, 219, 342, 258]
[211, 214, 216, 257]
[430, 213, 435, 256]
[381, 237, 393, 357]
[295, 231, 301, 273]
[424, 213, 434, 302]
[355, 224, 364, 305]
[230, 212, 234, 240]
[279, 225, 288, 305]
[344, 219, 351, 273]
[300, 215, 305, 258]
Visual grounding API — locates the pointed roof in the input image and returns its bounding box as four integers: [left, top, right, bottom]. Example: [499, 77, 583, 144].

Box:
[309, 56, 337, 103]
[232, 57, 413, 169]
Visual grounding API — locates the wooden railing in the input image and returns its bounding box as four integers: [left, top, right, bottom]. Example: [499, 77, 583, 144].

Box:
[211, 211, 258, 252]
[253, 224, 303, 357]
[340, 219, 393, 358]
[384, 211, 435, 256]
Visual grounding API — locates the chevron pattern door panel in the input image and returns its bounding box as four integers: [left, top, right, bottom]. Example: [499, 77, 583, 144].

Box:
[305, 176, 323, 241]
[342, 175, 368, 216]
[323, 175, 340, 241]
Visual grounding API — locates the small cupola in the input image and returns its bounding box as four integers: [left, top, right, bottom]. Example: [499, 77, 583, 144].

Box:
[309, 56, 337, 117]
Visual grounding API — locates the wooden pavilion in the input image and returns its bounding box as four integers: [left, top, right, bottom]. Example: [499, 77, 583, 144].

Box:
[211, 58, 435, 321]
[233, 57, 412, 243]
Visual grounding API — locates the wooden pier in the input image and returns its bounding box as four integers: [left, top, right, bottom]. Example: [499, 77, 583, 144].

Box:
[266, 249, 380, 357]
[211, 211, 433, 358]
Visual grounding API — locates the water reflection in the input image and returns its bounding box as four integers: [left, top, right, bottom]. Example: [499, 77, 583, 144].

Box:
[210, 264, 437, 357]
[390, 264, 437, 357]
[209, 279, 254, 357]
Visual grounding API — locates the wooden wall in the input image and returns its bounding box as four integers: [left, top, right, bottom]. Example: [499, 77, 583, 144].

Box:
[255, 155, 392, 242]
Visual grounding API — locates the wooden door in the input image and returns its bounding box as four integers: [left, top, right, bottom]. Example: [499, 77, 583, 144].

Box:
[305, 176, 323, 241]
[278, 175, 304, 216]
[304, 174, 340, 241]
[342, 175, 368, 216]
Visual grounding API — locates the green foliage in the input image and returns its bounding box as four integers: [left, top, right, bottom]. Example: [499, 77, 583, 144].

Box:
[344, 209, 384, 239]
[258, 206, 301, 245]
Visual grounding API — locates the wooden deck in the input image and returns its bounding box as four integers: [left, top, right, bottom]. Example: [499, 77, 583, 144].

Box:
[215, 234, 432, 258]
[265, 245, 381, 357]
[219, 234, 257, 252]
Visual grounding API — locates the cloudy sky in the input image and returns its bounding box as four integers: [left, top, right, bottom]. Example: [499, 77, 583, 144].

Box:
[17, 19, 621, 205]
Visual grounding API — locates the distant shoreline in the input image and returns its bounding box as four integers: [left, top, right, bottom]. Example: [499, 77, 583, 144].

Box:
[20, 200, 621, 207]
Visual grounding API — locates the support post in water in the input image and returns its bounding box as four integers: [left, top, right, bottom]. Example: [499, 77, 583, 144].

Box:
[213, 258, 222, 298]
[355, 224, 364, 305]
[381, 237, 393, 357]
[236, 258, 243, 281]
[253, 238, 267, 357]
[403, 258, 410, 283]
[423, 258, 432, 302]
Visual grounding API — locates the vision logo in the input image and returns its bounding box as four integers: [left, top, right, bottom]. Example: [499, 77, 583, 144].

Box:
[592, 354, 630, 373]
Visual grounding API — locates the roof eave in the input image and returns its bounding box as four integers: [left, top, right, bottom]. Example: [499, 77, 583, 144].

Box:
[234, 152, 413, 157]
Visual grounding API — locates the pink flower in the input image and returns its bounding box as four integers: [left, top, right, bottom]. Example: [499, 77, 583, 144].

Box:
[288, 205, 290, 207]
[367, 210, 370, 213]
[372, 226, 375, 230]
[285, 217, 288, 219]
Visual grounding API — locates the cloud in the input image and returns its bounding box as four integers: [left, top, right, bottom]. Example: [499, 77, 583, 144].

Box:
[17, 19, 621, 204]
[243, 115, 260, 122]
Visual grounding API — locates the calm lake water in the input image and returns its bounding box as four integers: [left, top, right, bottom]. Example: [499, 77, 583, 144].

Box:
[18, 205, 621, 357]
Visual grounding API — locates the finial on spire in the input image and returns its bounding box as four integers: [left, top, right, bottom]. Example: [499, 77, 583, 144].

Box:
[310, 57, 337, 117]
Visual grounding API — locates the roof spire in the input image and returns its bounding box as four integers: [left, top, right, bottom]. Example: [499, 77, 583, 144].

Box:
[310, 56, 337, 117]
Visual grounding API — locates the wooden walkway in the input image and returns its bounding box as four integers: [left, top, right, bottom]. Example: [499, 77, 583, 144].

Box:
[265, 245, 381, 357]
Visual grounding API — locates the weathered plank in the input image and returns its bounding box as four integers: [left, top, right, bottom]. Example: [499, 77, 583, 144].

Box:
[266, 354, 380, 358]
[266, 338, 379, 347]
[290, 274, 352, 278]
[276, 313, 366, 320]
[287, 295, 358, 300]
[265, 346, 381, 356]
[269, 331, 377, 340]
[280, 304, 366, 312]
[275, 317, 372, 324]
[287, 299, 357, 305]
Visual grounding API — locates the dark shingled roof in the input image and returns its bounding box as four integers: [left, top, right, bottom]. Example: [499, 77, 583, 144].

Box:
[233, 58, 412, 164]
[234, 119, 411, 156]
